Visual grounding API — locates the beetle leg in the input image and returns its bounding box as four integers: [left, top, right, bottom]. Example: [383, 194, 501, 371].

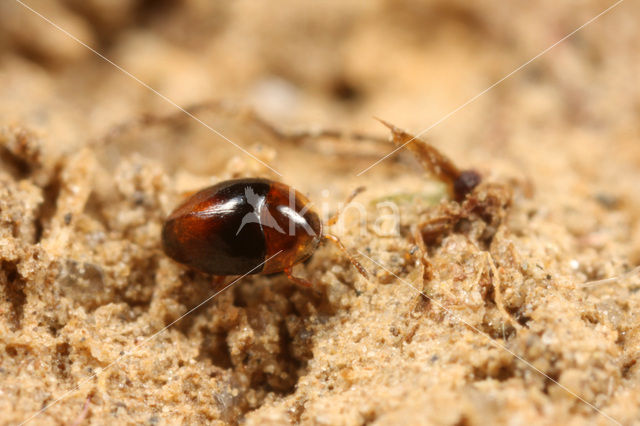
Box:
[212, 275, 227, 289]
[284, 268, 313, 288]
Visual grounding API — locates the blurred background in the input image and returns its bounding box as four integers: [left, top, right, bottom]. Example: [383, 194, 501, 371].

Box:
[0, 0, 638, 228]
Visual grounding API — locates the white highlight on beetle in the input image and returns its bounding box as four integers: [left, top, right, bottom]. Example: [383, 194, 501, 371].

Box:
[235, 186, 402, 238]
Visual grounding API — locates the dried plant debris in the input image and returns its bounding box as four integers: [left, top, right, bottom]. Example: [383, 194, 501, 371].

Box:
[377, 118, 482, 202]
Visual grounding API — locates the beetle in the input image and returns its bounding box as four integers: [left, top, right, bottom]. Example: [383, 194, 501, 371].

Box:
[161, 177, 367, 286]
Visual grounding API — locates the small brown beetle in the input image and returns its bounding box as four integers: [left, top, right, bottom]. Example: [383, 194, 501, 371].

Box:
[162, 177, 367, 286]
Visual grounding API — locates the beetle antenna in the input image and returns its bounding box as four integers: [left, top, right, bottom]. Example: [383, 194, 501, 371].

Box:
[327, 186, 366, 226]
[324, 186, 368, 279]
[324, 233, 369, 279]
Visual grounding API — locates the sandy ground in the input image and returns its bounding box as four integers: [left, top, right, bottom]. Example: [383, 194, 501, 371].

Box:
[1, 0, 640, 425]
